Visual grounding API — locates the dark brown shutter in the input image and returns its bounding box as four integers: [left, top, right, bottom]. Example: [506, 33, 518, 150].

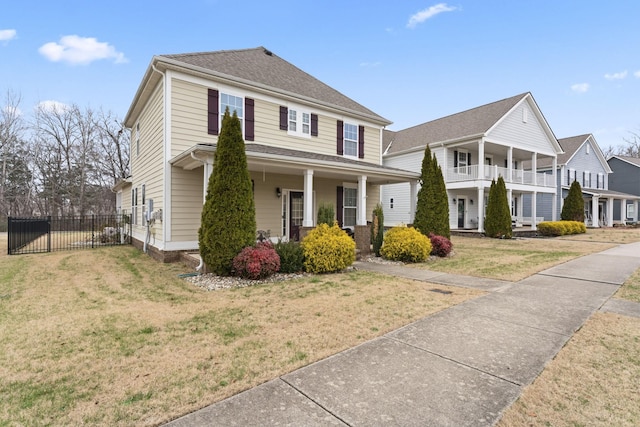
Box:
[337, 186, 344, 226]
[245, 98, 255, 141]
[207, 89, 219, 135]
[279, 106, 288, 130]
[468, 153, 472, 165]
[582, 171, 586, 186]
[337, 120, 344, 155]
[454, 151, 458, 167]
[358, 125, 365, 159]
[504, 159, 508, 168]
[311, 114, 318, 136]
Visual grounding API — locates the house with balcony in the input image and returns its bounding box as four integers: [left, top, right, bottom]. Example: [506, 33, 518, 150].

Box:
[533, 134, 640, 227]
[381, 92, 562, 232]
[120, 47, 419, 261]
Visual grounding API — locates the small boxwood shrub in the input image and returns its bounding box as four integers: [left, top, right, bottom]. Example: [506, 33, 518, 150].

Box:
[538, 220, 586, 236]
[380, 226, 432, 263]
[232, 241, 281, 280]
[429, 233, 453, 257]
[274, 240, 305, 273]
[301, 222, 355, 274]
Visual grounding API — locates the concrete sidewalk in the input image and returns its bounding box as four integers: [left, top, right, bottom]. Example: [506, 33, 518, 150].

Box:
[166, 242, 640, 427]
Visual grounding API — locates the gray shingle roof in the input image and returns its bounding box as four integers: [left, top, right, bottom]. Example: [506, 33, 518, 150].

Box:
[384, 93, 529, 155]
[610, 155, 640, 168]
[160, 47, 390, 124]
[536, 134, 590, 168]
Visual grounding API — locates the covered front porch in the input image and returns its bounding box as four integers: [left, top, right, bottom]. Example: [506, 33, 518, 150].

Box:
[579, 188, 640, 227]
[170, 143, 419, 254]
[448, 181, 556, 233]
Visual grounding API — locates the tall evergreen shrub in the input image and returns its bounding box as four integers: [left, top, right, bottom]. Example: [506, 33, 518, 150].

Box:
[198, 109, 256, 275]
[371, 203, 384, 256]
[484, 176, 512, 238]
[414, 145, 450, 238]
[561, 180, 585, 222]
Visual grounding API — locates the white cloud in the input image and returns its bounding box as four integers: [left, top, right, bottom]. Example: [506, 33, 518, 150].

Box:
[0, 29, 17, 42]
[38, 35, 127, 65]
[360, 61, 382, 68]
[571, 83, 590, 93]
[604, 70, 627, 80]
[407, 3, 458, 29]
[36, 100, 69, 113]
[634, 70, 640, 78]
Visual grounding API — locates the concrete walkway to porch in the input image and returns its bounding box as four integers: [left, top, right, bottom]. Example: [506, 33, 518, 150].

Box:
[165, 242, 640, 426]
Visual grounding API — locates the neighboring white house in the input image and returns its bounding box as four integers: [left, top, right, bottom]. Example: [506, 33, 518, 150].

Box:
[534, 134, 640, 226]
[381, 93, 563, 232]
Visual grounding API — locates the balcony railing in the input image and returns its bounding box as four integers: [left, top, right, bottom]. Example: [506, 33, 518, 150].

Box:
[446, 165, 555, 187]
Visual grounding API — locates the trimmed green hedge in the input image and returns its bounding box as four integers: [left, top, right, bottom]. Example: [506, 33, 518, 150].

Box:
[537, 220, 586, 236]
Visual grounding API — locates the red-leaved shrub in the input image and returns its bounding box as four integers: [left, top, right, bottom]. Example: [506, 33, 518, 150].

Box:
[232, 241, 281, 280]
[429, 233, 453, 257]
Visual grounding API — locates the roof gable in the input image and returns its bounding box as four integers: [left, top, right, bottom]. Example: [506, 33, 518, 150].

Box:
[608, 155, 640, 169]
[537, 134, 611, 172]
[384, 92, 558, 155]
[126, 47, 390, 127]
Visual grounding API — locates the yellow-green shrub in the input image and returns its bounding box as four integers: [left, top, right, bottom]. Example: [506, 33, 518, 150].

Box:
[538, 220, 586, 236]
[301, 222, 355, 273]
[380, 226, 432, 263]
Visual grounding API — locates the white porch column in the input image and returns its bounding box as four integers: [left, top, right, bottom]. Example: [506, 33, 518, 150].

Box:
[303, 169, 314, 227]
[477, 186, 484, 232]
[531, 191, 537, 231]
[552, 157, 558, 220]
[607, 197, 614, 227]
[636, 200, 639, 222]
[621, 199, 627, 224]
[531, 152, 538, 185]
[507, 147, 513, 182]
[357, 175, 367, 226]
[591, 196, 599, 227]
[409, 180, 418, 224]
[507, 188, 513, 217]
[478, 140, 485, 179]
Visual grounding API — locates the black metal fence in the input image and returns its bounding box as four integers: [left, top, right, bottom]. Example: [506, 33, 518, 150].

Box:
[7, 214, 131, 255]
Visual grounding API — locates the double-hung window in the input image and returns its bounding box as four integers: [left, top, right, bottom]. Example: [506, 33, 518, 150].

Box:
[343, 187, 357, 227]
[131, 187, 138, 226]
[457, 151, 469, 174]
[344, 123, 358, 157]
[220, 93, 244, 129]
[288, 108, 311, 137]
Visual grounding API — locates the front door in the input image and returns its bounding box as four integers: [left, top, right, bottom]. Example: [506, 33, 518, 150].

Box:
[457, 198, 465, 228]
[289, 191, 304, 241]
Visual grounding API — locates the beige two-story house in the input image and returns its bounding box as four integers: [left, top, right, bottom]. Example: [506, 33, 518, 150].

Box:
[120, 47, 418, 261]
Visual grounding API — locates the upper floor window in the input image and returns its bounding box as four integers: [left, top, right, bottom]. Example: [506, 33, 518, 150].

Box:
[135, 123, 140, 157]
[567, 168, 577, 185]
[207, 89, 254, 141]
[220, 93, 243, 128]
[344, 123, 358, 157]
[584, 171, 591, 188]
[455, 150, 470, 174]
[597, 173, 604, 189]
[287, 108, 311, 137]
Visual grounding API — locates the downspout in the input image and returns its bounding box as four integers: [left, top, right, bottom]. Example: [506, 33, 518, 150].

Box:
[189, 151, 211, 272]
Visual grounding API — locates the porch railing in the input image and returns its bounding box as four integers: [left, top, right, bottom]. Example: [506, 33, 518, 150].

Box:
[446, 165, 555, 187]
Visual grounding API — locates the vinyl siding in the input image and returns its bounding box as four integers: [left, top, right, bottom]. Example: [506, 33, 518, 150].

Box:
[171, 167, 203, 242]
[381, 151, 423, 225]
[171, 78, 213, 158]
[130, 81, 165, 242]
[170, 76, 383, 164]
[608, 158, 640, 196]
[564, 141, 609, 189]
[487, 102, 556, 155]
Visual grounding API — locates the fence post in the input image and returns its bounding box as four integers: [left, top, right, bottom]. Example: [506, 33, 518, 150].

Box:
[91, 215, 95, 249]
[47, 216, 52, 253]
[7, 217, 12, 255]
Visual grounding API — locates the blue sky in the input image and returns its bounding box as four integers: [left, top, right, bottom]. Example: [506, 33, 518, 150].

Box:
[2, 1, 639, 150]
